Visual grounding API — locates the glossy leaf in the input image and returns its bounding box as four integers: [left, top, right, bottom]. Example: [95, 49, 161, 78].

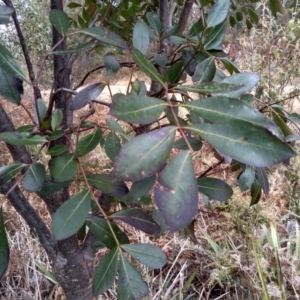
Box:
[181, 97, 283, 140]
[109, 94, 167, 125]
[122, 244, 167, 269]
[256, 167, 269, 197]
[47, 144, 68, 157]
[93, 248, 119, 295]
[197, 177, 233, 201]
[118, 252, 148, 299]
[106, 118, 124, 133]
[207, 0, 230, 28]
[0, 132, 47, 146]
[152, 210, 167, 238]
[154, 53, 168, 67]
[188, 19, 204, 37]
[0, 206, 9, 279]
[153, 151, 198, 233]
[75, 127, 102, 157]
[220, 58, 240, 74]
[163, 61, 183, 84]
[133, 20, 149, 54]
[0, 163, 24, 186]
[250, 178, 262, 205]
[86, 174, 128, 197]
[36, 98, 47, 121]
[39, 179, 73, 196]
[192, 57, 216, 83]
[16, 125, 34, 133]
[51, 109, 63, 131]
[70, 82, 105, 110]
[238, 166, 255, 192]
[204, 20, 227, 50]
[0, 67, 23, 104]
[161, 24, 180, 40]
[186, 122, 296, 167]
[50, 153, 78, 182]
[49, 10, 69, 35]
[52, 190, 91, 240]
[112, 126, 176, 182]
[0, 44, 28, 82]
[173, 137, 202, 151]
[104, 54, 120, 78]
[0, 5, 13, 24]
[111, 208, 160, 234]
[86, 215, 129, 248]
[215, 72, 259, 98]
[79, 27, 129, 50]
[169, 36, 187, 45]
[146, 12, 161, 37]
[132, 48, 164, 86]
[105, 131, 122, 161]
[48, 130, 64, 141]
[177, 82, 240, 93]
[121, 175, 155, 203]
[24, 163, 46, 192]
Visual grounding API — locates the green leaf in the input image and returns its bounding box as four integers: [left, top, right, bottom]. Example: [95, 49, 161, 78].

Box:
[248, 8, 259, 23]
[169, 36, 187, 45]
[70, 82, 106, 110]
[51, 42, 92, 55]
[35, 262, 57, 284]
[131, 48, 164, 86]
[188, 19, 204, 37]
[0, 5, 13, 24]
[0, 132, 47, 146]
[16, 125, 34, 133]
[154, 53, 168, 67]
[121, 244, 167, 269]
[0, 67, 23, 104]
[133, 20, 149, 54]
[117, 252, 148, 299]
[105, 131, 122, 161]
[220, 58, 240, 74]
[207, 0, 230, 28]
[256, 167, 269, 197]
[0, 44, 28, 82]
[177, 82, 240, 93]
[204, 20, 227, 50]
[181, 96, 283, 139]
[48, 130, 64, 141]
[0, 206, 9, 280]
[238, 166, 255, 192]
[113, 127, 176, 182]
[106, 118, 124, 134]
[153, 151, 198, 233]
[269, 0, 285, 16]
[121, 175, 155, 203]
[109, 94, 167, 125]
[173, 136, 202, 151]
[197, 177, 233, 201]
[36, 98, 47, 121]
[215, 72, 260, 98]
[50, 153, 78, 182]
[0, 163, 24, 186]
[67, 2, 82, 8]
[163, 61, 183, 84]
[93, 248, 119, 295]
[186, 121, 296, 167]
[23, 163, 46, 192]
[104, 54, 120, 78]
[146, 12, 161, 37]
[52, 190, 91, 240]
[111, 208, 160, 234]
[86, 174, 128, 197]
[161, 24, 180, 40]
[39, 179, 73, 196]
[75, 127, 102, 157]
[86, 215, 129, 248]
[250, 178, 261, 205]
[152, 209, 167, 238]
[50, 9, 69, 35]
[51, 109, 63, 131]
[79, 27, 129, 50]
[192, 57, 216, 83]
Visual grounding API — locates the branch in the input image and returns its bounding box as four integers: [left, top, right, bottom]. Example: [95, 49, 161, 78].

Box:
[178, 0, 194, 35]
[2, 0, 41, 100]
[0, 177, 57, 262]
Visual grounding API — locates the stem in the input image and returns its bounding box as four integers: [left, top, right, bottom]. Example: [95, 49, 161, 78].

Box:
[164, 85, 193, 152]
